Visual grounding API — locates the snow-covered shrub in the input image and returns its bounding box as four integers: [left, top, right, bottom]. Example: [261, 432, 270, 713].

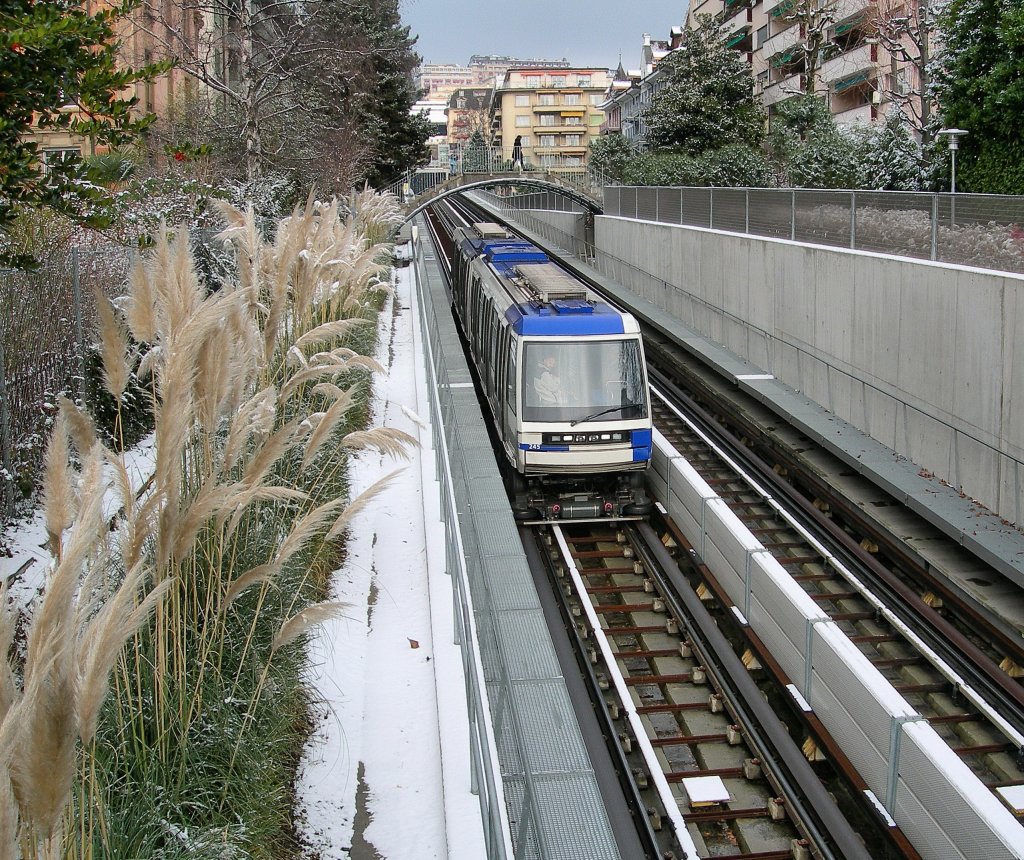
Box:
[798, 203, 1024, 272]
[704, 144, 776, 187]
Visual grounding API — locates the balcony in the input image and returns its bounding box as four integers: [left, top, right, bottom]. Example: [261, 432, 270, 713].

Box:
[724, 4, 753, 35]
[533, 116, 586, 132]
[533, 103, 584, 112]
[765, 0, 796, 19]
[762, 73, 803, 106]
[833, 103, 874, 124]
[820, 42, 877, 86]
[833, 0, 869, 22]
[762, 23, 801, 59]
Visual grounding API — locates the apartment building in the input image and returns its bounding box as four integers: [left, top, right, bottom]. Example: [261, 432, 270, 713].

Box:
[601, 2, 925, 150]
[416, 56, 571, 100]
[688, 0, 922, 127]
[446, 88, 495, 144]
[493, 68, 612, 166]
[414, 64, 477, 99]
[26, 0, 196, 167]
[601, 30, 684, 147]
[468, 55, 570, 87]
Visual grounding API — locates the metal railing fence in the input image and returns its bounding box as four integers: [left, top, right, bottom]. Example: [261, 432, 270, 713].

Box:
[411, 229, 516, 858]
[605, 186, 1024, 275]
[0, 245, 132, 521]
[478, 191, 1024, 524]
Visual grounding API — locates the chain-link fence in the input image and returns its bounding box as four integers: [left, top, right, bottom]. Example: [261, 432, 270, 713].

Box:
[604, 187, 1024, 274]
[0, 245, 132, 521]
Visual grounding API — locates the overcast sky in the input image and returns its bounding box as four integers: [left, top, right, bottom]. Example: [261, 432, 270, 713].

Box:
[399, 0, 690, 70]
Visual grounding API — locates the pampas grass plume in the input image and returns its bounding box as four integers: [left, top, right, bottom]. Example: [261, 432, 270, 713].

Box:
[42, 411, 76, 557]
[58, 396, 98, 457]
[126, 256, 157, 344]
[96, 289, 132, 402]
[0, 584, 16, 724]
[271, 601, 348, 654]
[341, 427, 417, 462]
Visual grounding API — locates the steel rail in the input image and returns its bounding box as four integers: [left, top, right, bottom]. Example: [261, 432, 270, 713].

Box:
[629, 520, 876, 860]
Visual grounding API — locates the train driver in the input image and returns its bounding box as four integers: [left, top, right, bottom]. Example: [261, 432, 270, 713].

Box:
[534, 355, 561, 405]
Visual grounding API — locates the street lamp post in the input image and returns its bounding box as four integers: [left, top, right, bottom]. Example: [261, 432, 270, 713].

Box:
[937, 128, 968, 193]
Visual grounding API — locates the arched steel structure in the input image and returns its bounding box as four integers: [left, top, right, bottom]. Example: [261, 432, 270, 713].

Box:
[402, 173, 602, 222]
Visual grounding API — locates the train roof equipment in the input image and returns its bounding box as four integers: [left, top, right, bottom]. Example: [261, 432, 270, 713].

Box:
[458, 223, 637, 336]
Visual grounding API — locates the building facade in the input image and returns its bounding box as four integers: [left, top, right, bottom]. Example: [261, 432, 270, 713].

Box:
[493, 68, 612, 166]
[600, 30, 685, 148]
[687, 0, 926, 128]
[25, 0, 197, 166]
[446, 88, 495, 145]
[414, 64, 477, 99]
[416, 56, 571, 100]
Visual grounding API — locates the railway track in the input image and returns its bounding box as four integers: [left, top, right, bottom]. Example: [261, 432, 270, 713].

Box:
[532, 518, 879, 859]
[646, 357, 1024, 785]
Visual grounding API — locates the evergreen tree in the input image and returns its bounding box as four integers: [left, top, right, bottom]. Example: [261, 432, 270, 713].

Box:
[933, 0, 1024, 193]
[588, 135, 636, 182]
[0, 0, 164, 261]
[337, 0, 430, 187]
[855, 109, 924, 190]
[462, 130, 488, 172]
[642, 14, 765, 155]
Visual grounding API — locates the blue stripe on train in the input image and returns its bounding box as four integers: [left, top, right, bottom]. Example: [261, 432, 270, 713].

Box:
[631, 429, 652, 448]
[505, 305, 625, 336]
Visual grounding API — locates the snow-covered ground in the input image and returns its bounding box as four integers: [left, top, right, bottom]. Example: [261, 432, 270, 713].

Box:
[295, 260, 485, 857]
[0, 260, 485, 859]
[1, 434, 157, 605]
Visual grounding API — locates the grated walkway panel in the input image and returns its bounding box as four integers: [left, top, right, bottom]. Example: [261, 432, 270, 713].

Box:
[412, 218, 621, 860]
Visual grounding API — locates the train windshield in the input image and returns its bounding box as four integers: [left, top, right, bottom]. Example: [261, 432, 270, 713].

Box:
[522, 339, 648, 424]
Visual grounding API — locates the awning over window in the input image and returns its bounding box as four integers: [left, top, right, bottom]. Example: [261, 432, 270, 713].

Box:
[771, 46, 800, 67]
[833, 71, 870, 92]
[726, 28, 751, 47]
[560, 110, 585, 116]
[770, 0, 795, 17]
[834, 13, 865, 35]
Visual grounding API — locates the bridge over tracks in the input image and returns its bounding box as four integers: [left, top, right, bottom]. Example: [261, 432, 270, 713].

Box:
[384, 148, 610, 222]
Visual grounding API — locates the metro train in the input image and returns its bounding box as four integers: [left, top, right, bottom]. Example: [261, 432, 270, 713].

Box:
[451, 222, 653, 520]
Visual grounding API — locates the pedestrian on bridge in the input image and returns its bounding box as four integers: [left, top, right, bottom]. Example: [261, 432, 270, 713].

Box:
[512, 135, 524, 171]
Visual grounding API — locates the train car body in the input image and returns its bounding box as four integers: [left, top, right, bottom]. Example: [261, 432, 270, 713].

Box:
[451, 223, 652, 519]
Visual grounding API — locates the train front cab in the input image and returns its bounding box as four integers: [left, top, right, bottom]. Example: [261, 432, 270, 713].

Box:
[506, 333, 654, 519]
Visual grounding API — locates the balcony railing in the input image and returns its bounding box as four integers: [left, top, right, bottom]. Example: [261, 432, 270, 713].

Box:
[762, 22, 801, 59]
[533, 122, 587, 132]
[762, 73, 803, 105]
[820, 42, 876, 85]
[833, 0, 870, 21]
[724, 6, 753, 35]
[832, 103, 874, 124]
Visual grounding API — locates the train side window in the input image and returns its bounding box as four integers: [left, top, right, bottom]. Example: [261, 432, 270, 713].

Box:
[470, 275, 482, 346]
[496, 328, 509, 406]
[506, 339, 517, 414]
[486, 314, 498, 394]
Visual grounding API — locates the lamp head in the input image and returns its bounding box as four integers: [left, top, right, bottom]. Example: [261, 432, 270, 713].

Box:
[937, 128, 968, 149]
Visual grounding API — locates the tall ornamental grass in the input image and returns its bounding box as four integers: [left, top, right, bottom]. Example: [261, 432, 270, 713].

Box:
[0, 188, 411, 858]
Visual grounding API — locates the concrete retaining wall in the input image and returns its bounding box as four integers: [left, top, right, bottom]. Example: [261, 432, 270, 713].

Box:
[596, 215, 1024, 525]
[522, 209, 586, 247]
